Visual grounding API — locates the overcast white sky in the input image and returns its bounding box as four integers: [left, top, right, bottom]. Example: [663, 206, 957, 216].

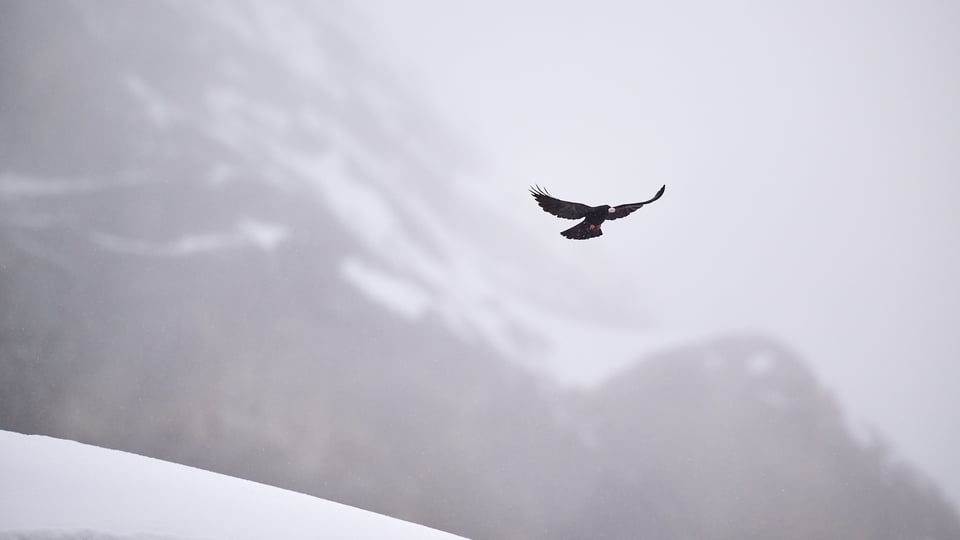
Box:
[356, 0, 960, 504]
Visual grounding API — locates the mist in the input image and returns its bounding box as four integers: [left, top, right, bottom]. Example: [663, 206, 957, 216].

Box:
[2, 1, 959, 539]
[361, 0, 960, 505]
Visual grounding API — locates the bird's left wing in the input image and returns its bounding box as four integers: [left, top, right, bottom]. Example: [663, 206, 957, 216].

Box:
[529, 185, 592, 219]
[605, 184, 666, 221]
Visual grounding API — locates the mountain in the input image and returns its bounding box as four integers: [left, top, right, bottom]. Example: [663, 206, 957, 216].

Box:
[0, 429, 464, 540]
[565, 336, 960, 539]
[1, 2, 958, 539]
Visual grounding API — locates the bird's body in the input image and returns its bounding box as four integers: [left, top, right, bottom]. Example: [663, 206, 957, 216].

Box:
[529, 184, 665, 240]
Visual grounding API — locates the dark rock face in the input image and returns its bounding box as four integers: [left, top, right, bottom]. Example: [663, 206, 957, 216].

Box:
[1, 3, 958, 539]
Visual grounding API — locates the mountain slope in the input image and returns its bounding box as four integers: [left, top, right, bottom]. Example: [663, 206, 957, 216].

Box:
[1, 3, 958, 540]
[0, 430, 464, 539]
[566, 336, 960, 539]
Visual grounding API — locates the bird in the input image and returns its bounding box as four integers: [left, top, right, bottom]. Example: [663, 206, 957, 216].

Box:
[529, 184, 666, 240]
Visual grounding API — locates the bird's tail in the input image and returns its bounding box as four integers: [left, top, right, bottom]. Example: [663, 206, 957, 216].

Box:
[561, 221, 602, 240]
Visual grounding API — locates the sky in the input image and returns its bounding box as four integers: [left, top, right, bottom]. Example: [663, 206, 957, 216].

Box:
[355, 0, 960, 503]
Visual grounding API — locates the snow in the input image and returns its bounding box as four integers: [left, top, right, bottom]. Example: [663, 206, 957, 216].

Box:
[4, 1, 697, 392]
[0, 430, 465, 540]
[109, 3, 675, 385]
[6, 0, 696, 392]
[237, 219, 289, 251]
[122, 75, 181, 128]
[272, 148, 403, 253]
[0, 174, 133, 200]
[341, 256, 431, 320]
[92, 219, 289, 257]
[747, 350, 776, 376]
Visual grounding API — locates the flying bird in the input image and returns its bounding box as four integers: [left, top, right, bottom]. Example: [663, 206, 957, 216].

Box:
[529, 184, 666, 240]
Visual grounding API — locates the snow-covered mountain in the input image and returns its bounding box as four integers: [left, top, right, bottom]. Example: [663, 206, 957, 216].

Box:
[2, 2, 959, 539]
[0, 0, 652, 383]
[0, 429, 463, 539]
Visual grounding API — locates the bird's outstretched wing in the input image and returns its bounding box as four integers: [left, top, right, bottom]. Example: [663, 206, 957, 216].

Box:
[529, 185, 593, 219]
[605, 184, 666, 221]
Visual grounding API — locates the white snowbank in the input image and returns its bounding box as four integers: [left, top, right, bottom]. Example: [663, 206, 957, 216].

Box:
[0, 430, 465, 540]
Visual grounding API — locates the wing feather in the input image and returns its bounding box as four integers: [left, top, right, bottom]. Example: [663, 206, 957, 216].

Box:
[529, 185, 592, 219]
[605, 184, 666, 221]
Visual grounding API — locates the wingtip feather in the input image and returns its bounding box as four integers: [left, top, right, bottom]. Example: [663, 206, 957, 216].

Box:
[529, 184, 551, 197]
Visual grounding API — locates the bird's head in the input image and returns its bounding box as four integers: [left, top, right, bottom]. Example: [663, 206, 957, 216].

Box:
[607, 206, 616, 214]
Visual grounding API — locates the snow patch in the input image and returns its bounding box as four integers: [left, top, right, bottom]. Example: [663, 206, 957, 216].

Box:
[122, 75, 180, 128]
[341, 257, 431, 320]
[748, 351, 777, 376]
[0, 530, 199, 540]
[238, 219, 288, 251]
[0, 174, 131, 200]
[271, 149, 401, 251]
[92, 220, 289, 257]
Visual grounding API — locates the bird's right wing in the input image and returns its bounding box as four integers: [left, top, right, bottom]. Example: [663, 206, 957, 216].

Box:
[605, 184, 666, 221]
[529, 186, 592, 219]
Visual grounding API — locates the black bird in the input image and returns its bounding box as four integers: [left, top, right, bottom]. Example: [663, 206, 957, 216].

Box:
[529, 184, 666, 240]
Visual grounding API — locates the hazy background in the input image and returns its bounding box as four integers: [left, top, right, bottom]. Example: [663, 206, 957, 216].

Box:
[360, 0, 960, 504]
[1, 1, 959, 539]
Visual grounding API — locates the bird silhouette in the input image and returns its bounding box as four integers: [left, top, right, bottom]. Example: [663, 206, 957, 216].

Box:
[529, 184, 666, 239]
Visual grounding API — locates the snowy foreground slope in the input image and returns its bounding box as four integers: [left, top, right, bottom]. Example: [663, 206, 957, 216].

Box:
[0, 430, 464, 540]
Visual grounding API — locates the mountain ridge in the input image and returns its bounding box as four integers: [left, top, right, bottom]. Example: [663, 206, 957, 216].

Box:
[1, 2, 958, 539]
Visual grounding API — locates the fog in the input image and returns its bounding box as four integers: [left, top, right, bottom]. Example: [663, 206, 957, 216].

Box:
[361, 0, 960, 503]
[1, 1, 959, 539]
